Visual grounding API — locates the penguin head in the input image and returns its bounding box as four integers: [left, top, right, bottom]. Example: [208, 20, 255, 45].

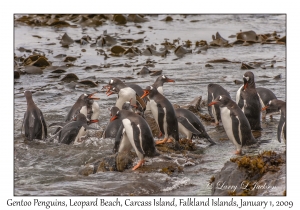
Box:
[110, 106, 120, 116]
[141, 86, 156, 99]
[208, 95, 230, 107]
[262, 99, 284, 111]
[122, 99, 137, 111]
[243, 71, 255, 90]
[75, 113, 88, 123]
[155, 75, 175, 86]
[110, 110, 120, 121]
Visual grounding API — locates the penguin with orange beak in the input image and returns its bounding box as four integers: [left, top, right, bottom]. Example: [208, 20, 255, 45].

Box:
[111, 109, 159, 170]
[209, 95, 257, 155]
[236, 71, 262, 130]
[141, 86, 180, 149]
[262, 99, 286, 144]
[65, 92, 100, 124]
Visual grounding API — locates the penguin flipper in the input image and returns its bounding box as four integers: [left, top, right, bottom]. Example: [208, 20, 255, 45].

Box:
[207, 91, 213, 117]
[277, 116, 285, 143]
[59, 124, 81, 144]
[21, 112, 26, 135]
[177, 116, 202, 135]
[230, 111, 242, 146]
[157, 103, 165, 135]
[114, 124, 124, 153]
[39, 110, 47, 139]
[83, 125, 99, 130]
[131, 122, 145, 156]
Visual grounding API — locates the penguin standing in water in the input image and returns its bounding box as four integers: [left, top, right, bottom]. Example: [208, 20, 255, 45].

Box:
[262, 99, 286, 144]
[207, 83, 231, 126]
[145, 75, 175, 110]
[111, 109, 159, 170]
[209, 95, 257, 154]
[106, 78, 135, 109]
[256, 87, 278, 119]
[141, 86, 180, 149]
[236, 71, 262, 130]
[22, 90, 47, 141]
[65, 92, 100, 123]
[102, 101, 136, 139]
[175, 108, 216, 145]
[58, 113, 98, 145]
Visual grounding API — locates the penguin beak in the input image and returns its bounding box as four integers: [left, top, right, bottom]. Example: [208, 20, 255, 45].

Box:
[141, 90, 150, 99]
[89, 119, 99, 123]
[105, 86, 112, 95]
[107, 90, 116, 96]
[88, 92, 100, 100]
[166, 78, 175, 82]
[110, 115, 118, 121]
[208, 101, 217, 106]
[261, 106, 269, 111]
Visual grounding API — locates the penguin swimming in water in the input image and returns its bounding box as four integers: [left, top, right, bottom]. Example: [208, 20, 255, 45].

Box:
[209, 95, 257, 154]
[175, 108, 216, 145]
[65, 92, 100, 123]
[58, 113, 98, 145]
[111, 109, 159, 170]
[236, 71, 262, 130]
[262, 99, 286, 144]
[22, 90, 47, 141]
[141, 86, 180, 149]
[207, 83, 231, 126]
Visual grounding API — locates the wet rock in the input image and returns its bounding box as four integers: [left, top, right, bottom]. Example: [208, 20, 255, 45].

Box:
[137, 66, 151, 75]
[60, 33, 74, 47]
[14, 71, 20, 79]
[23, 66, 43, 74]
[23, 55, 51, 68]
[211, 151, 285, 196]
[111, 45, 126, 55]
[113, 14, 127, 25]
[61, 73, 79, 82]
[180, 96, 202, 113]
[127, 14, 148, 23]
[160, 16, 173, 21]
[273, 74, 282, 79]
[210, 32, 228, 46]
[233, 79, 243, 85]
[241, 62, 255, 70]
[150, 70, 162, 76]
[78, 80, 98, 87]
[54, 54, 67, 58]
[51, 69, 66, 73]
[236, 30, 258, 42]
[205, 63, 213, 68]
[63, 56, 78, 62]
[174, 45, 192, 57]
[207, 58, 231, 63]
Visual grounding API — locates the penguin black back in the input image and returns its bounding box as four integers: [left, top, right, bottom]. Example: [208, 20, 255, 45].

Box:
[23, 90, 47, 141]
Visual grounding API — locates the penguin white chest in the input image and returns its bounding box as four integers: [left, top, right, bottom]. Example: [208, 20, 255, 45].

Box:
[80, 106, 88, 117]
[91, 102, 100, 120]
[116, 87, 136, 109]
[220, 107, 236, 143]
[73, 126, 86, 145]
[157, 86, 163, 95]
[149, 99, 159, 124]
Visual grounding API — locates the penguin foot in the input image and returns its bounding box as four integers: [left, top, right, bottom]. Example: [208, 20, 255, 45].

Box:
[155, 138, 168, 145]
[166, 138, 173, 143]
[132, 159, 145, 170]
[234, 150, 242, 155]
[211, 122, 219, 126]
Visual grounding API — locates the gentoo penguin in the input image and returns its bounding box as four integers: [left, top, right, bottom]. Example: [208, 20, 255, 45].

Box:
[58, 113, 97, 145]
[141, 86, 180, 149]
[22, 90, 47, 141]
[106, 78, 146, 111]
[175, 108, 216, 145]
[65, 92, 100, 123]
[207, 83, 231, 126]
[152, 75, 175, 95]
[102, 101, 136, 139]
[127, 83, 148, 116]
[262, 99, 286, 144]
[236, 71, 262, 130]
[145, 75, 175, 110]
[208, 95, 257, 154]
[256, 87, 278, 119]
[111, 109, 159, 170]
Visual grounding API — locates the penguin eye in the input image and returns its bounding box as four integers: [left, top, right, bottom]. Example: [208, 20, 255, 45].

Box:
[268, 101, 272, 105]
[84, 94, 88, 96]
[150, 86, 153, 90]
[243, 76, 249, 81]
[219, 96, 222, 100]
[110, 79, 114, 84]
[116, 111, 119, 115]
[162, 75, 166, 79]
